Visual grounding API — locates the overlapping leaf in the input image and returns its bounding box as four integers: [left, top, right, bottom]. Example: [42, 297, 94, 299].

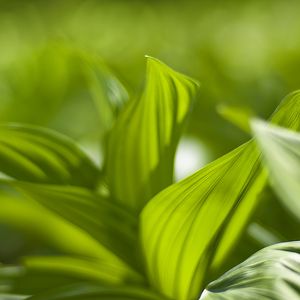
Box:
[0, 124, 99, 188]
[27, 283, 166, 300]
[14, 182, 142, 272]
[200, 241, 300, 300]
[106, 57, 199, 212]
[252, 120, 300, 219]
[0, 256, 143, 296]
[140, 91, 300, 300]
[0, 195, 113, 259]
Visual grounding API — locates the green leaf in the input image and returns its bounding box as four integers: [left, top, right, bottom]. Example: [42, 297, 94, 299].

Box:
[140, 91, 300, 300]
[0, 295, 27, 300]
[0, 124, 99, 188]
[0, 256, 143, 296]
[14, 183, 141, 271]
[252, 119, 300, 219]
[200, 241, 300, 300]
[217, 104, 254, 134]
[27, 283, 166, 300]
[0, 195, 119, 260]
[106, 56, 199, 212]
[83, 56, 128, 133]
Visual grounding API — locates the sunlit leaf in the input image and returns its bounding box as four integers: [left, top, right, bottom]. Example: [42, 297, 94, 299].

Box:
[0, 124, 99, 188]
[140, 91, 300, 300]
[106, 57, 199, 212]
[200, 241, 300, 300]
[252, 119, 300, 219]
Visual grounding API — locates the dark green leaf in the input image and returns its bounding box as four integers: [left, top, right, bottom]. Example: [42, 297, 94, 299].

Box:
[0, 124, 99, 188]
[28, 283, 166, 300]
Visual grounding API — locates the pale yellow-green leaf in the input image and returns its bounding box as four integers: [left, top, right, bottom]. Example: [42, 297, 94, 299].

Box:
[140, 91, 300, 300]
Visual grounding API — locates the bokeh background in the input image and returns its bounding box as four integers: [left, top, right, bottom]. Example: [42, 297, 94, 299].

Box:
[0, 0, 299, 276]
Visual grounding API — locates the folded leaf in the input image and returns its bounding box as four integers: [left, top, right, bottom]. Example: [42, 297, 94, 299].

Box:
[252, 120, 300, 219]
[14, 183, 140, 271]
[27, 283, 166, 300]
[0, 124, 99, 188]
[106, 56, 199, 212]
[140, 91, 300, 300]
[200, 241, 300, 300]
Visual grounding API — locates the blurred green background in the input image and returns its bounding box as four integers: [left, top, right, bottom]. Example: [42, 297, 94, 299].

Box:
[0, 0, 299, 274]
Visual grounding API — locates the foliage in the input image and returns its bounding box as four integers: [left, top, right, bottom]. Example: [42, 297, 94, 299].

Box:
[0, 55, 299, 300]
[200, 242, 300, 300]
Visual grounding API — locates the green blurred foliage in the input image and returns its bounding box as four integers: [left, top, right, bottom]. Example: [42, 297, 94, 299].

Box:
[0, 0, 300, 278]
[1, 0, 300, 154]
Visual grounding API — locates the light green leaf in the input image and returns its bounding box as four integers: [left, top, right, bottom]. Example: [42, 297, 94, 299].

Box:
[0, 124, 99, 188]
[200, 241, 300, 300]
[106, 56, 199, 212]
[14, 183, 140, 270]
[140, 91, 300, 300]
[252, 119, 300, 219]
[27, 283, 166, 300]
